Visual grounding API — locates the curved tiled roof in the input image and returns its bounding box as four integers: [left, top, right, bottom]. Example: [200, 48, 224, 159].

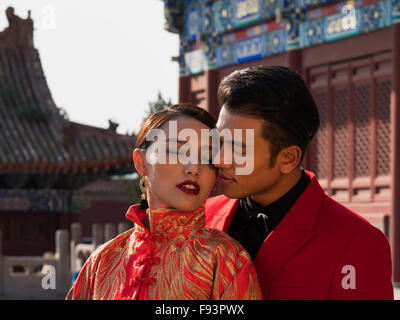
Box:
[0, 8, 136, 187]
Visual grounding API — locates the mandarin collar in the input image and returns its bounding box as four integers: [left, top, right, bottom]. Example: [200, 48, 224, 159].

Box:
[126, 204, 206, 235]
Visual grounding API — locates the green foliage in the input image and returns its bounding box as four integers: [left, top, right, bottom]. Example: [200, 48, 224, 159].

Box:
[148, 91, 172, 114]
[58, 106, 70, 120]
[141, 91, 172, 126]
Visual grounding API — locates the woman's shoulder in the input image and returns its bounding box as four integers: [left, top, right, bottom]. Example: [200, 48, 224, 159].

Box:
[86, 228, 135, 266]
[203, 227, 250, 258]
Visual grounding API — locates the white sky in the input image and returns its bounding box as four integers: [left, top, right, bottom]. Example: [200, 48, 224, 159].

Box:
[0, 0, 179, 135]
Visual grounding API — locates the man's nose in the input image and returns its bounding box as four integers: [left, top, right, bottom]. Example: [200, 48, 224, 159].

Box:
[213, 144, 233, 169]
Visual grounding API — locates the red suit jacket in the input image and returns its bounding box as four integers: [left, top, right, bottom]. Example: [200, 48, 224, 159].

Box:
[205, 171, 394, 300]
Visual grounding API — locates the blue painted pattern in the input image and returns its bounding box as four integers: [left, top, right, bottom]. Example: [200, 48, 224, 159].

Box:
[299, 0, 393, 47]
[171, 0, 398, 75]
[216, 28, 287, 67]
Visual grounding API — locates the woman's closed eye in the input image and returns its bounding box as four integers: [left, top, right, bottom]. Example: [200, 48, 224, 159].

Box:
[167, 147, 216, 169]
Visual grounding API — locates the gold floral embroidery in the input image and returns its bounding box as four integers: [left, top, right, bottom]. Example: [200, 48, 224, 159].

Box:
[66, 204, 262, 300]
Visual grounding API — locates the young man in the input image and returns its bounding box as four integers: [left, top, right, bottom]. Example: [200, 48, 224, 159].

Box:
[205, 65, 394, 299]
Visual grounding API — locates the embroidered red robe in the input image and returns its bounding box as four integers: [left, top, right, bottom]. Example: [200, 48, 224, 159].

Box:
[66, 205, 262, 300]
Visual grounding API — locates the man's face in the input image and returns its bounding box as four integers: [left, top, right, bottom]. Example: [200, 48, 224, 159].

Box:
[214, 106, 284, 205]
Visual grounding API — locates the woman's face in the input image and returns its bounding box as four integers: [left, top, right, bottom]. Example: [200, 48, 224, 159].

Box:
[134, 116, 217, 212]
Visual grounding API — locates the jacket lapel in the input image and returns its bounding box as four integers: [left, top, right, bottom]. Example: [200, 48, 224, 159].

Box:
[205, 196, 239, 233]
[254, 171, 325, 286]
[254, 222, 316, 287]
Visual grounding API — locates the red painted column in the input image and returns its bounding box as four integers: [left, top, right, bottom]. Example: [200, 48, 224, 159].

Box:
[390, 22, 400, 284]
[178, 75, 191, 104]
[205, 69, 219, 120]
[287, 49, 302, 75]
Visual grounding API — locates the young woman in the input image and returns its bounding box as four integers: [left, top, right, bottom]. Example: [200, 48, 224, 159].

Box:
[66, 104, 261, 300]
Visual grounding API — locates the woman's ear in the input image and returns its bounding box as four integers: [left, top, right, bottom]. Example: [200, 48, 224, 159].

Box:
[133, 148, 147, 176]
[278, 145, 302, 174]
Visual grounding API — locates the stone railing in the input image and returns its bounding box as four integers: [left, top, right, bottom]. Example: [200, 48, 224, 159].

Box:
[0, 229, 70, 299]
[0, 221, 131, 300]
[70, 222, 131, 273]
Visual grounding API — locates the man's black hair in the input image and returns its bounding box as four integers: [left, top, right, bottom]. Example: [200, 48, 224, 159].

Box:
[217, 65, 320, 166]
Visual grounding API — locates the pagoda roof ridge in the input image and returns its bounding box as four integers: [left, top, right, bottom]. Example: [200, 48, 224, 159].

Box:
[0, 7, 34, 48]
[0, 8, 137, 188]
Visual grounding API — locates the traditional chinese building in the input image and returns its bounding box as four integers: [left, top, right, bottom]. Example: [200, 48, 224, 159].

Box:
[0, 8, 136, 255]
[162, 0, 400, 283]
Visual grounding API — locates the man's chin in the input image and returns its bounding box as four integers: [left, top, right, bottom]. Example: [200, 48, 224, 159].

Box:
[220, 184, 248, 199]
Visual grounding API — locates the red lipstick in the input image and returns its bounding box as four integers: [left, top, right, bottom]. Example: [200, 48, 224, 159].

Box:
[176, 180, 200, 195]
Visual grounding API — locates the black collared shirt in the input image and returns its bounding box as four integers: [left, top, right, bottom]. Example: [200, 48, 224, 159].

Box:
[228, 170, 311, 260]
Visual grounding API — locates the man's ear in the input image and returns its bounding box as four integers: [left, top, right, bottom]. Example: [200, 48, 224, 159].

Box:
[133, 148, 147, 176]
[278, 145, 302, 174]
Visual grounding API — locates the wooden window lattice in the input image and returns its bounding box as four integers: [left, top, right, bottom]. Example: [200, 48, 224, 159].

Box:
[376, 78, 391, 176]
[308, 56, 392, 200]
[312, 89, 328, 179]
[333, 87, 349, 179]
[354, 83, 371, 178]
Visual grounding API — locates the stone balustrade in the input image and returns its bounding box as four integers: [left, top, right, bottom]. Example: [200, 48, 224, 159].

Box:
[0, 229, 70, 299]
[0, 221, 131, 300]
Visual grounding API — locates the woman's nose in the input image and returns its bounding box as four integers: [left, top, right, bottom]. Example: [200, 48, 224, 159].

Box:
[184, 163, 199, 176]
